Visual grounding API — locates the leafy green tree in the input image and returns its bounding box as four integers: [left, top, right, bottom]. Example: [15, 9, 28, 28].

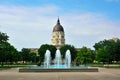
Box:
[29, 52, 37, 63]
[0, 32, 9, 43]
[18, 51, 22, 61]
[6, 44, 18, 64]
[38, 44, 57, 62]
[0, 32, 8, 65]
[21, 48, 31, 63]
[0, 42, 7, 65]
[0, 42, 19, 65]
[96, 48, 110, 64]
[0, 32, 9, 65]
[112, 40, 120, 62]
[77, 47, 95, 65]
[94, 40, 112, 63]
[49, 45, 57, 60]
[38, 44, 49, 62]
[0, 32, 19, 65]
[60, 44, 77, 62]
[94, 39, 120, 63]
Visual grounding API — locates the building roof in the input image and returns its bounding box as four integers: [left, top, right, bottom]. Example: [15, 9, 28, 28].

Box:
[53, 18, 64, 32]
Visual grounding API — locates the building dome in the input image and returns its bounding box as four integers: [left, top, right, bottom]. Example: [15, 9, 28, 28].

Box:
[53, 18, 64, 32]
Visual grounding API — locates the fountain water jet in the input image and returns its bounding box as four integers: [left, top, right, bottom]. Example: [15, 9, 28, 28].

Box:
[54, 49, 62, 68]
[65, 50, 71, 68]
[44, 49, 71, 68]
[44, 50, 51, 68]
[19, 49, 98, 72]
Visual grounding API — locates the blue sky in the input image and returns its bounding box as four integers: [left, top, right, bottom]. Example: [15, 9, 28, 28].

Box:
[0, 0, 120, 19]
[0, 0, 120, 50]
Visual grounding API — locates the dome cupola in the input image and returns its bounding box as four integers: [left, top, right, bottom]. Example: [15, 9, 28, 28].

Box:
[53, 18, 64, 32]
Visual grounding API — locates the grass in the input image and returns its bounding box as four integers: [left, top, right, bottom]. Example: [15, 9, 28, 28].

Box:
[0, 65, 31, 70]
[0, 64, 120, 70]
[104, 66, 120, 68]
[87, 64, 120, 68]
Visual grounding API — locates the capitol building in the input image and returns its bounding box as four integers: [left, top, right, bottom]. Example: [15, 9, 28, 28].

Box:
[25, 18, 119, 56]
[26, 18, 66, 55]
[51, 18, 65, 49]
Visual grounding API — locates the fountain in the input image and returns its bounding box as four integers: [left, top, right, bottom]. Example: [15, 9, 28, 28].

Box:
[54, 49, 62, 68]
[65, 50, 71, 68]
[44, 50, 51, 68]
[44, 49, 71, 68]
[19, 49, 98, 72]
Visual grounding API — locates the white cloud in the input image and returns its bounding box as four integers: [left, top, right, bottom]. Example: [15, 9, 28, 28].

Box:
[0, 5, 120, 50]
[0, 5, 59, 50]
[61, 13, 120, 49]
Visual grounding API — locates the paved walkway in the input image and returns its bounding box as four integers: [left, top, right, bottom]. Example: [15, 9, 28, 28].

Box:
[0, 68, 120, 80]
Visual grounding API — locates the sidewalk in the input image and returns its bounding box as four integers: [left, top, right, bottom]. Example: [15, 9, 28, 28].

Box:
[0, 68, 120, 80]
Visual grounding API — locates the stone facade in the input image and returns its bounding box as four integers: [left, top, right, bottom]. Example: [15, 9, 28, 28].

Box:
[111, 37, 120, 42]
[51, 18, 65, 49]
[25, 18, 66, 55]
[51, 31, 65, 49]
[26, 48, 39, 56]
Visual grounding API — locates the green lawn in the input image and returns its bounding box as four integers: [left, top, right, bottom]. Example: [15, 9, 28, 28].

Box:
[87, 64, 120, 68]
[0, 65, 31, 70]
[0, 64, 120, 70]
[104, 66, 120, 68]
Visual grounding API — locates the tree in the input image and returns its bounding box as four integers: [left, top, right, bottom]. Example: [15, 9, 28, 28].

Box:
[94, 39, 120, 63]
[49, 45, 57, 60]
[60, 44, 77, 62]
[77, 47, 95, 65]
[112, 40, 120, 62]
[38, 44, 57, 62]
[29, 52, 37, 63]
[0, 32, 9, 65]
[5, 44, 19, 64]
[0, 32, 9, 43]
[0, 32, 19, 65]
[0, 42, 19, 65]
[21, 48, 31, 63]
[96, 48, 109, 64]
[38, 44, 49, 62]
[0, 42, 7, 65]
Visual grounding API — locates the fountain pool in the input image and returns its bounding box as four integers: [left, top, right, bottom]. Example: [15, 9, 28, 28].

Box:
[19, 49, 98, 72]
[43, 49, 71, 68]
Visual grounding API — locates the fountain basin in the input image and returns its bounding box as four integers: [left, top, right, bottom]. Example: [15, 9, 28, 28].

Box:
[19, 68, 98, 72]
[19, 66, 98, 72]
[19, 50, 98, 72]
